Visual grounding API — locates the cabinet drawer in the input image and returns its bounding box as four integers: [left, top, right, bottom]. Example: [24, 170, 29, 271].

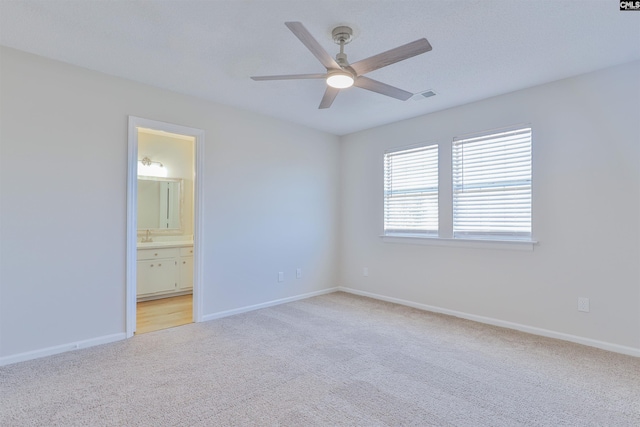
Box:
[180, 247, 194, 257]
[137, 248, 179, 260]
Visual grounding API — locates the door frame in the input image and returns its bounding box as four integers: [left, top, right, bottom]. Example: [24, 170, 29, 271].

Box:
[126, 116, 205, 337]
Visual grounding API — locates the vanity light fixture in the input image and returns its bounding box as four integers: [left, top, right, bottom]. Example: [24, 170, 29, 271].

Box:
[138, 157, 167, 177]
[140, 157, 163, 167]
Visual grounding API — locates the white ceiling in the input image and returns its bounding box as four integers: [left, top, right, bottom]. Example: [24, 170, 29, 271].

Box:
[1, 1, 639, 135]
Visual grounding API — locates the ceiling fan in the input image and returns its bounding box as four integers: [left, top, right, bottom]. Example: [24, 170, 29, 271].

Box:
[251, 22, 432, 109]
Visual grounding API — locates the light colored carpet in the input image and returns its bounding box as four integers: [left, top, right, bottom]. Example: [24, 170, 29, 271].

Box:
[1, 292, 639, 426]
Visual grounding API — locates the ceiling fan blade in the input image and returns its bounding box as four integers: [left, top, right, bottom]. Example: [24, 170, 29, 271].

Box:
[319, 86, 340, 109]
[350, 38, 432, 76]
[354, 76, 413, 101]
[285, 22, 340, 70]
[251, 73, 326, 81]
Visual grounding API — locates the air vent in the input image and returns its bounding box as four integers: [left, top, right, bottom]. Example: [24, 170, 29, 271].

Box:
[412, 90, 437, 101]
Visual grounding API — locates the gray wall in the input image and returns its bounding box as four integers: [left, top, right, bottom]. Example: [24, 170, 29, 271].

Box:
[0, 47, 340, 360]
[339, 61, 640, 352]
[2, 46, 638, 363]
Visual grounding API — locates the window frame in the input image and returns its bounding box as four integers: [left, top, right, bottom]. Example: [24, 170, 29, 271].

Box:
[383, 142, 439, 238]
[380, 124, 536, 250]
[452, 125, 533, 242]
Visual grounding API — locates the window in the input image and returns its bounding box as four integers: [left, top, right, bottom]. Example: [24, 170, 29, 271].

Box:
[384, 144, 438, 236]
[452, 127, 532, 240]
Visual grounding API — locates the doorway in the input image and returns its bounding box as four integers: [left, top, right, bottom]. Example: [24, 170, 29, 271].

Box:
[126, 117, 204, 337]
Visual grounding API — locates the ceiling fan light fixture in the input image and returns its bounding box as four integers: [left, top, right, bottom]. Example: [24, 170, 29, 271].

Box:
[326, 70, 354, 89]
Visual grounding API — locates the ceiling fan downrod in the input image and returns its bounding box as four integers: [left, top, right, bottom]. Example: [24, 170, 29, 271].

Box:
[332, 26, 353, 67]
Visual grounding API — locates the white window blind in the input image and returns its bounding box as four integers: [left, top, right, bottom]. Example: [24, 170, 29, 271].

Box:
[453, 127, 531, 240]
[384, 144, 438, 235]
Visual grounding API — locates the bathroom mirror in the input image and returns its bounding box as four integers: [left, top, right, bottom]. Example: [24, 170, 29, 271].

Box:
[137, 177, 183, 232]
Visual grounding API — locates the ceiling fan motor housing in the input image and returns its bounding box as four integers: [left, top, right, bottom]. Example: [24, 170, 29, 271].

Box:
[335, 52, 349, 67]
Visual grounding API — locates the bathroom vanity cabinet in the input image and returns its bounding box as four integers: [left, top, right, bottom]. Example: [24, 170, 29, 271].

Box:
[137, 243, 193, 301]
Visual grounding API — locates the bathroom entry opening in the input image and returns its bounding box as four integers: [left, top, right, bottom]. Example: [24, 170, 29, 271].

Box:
[135, 129, 194, 334]
[126, 117, 205, 338]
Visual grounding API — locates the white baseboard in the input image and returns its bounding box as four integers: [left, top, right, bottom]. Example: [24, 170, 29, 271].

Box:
[338, 287, 640, 358]
[4, 286, 636, 366]
[1, 288, 338, 367]
[201, 287, 339, 322]
[0, 333, 127, 367]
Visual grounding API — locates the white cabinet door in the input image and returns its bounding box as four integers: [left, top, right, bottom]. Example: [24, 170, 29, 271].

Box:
[179, 256, 193, 290]
[137, 259, 178, 295]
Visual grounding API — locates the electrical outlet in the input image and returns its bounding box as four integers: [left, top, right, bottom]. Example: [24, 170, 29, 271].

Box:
[363, 267, 368, 277]
[278, 272, 284, 282]
[296, 268, 302, 279]
[577, 297, 590, 312]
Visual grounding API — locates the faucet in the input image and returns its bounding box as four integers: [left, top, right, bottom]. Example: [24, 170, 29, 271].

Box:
[141, 229, 153, 243]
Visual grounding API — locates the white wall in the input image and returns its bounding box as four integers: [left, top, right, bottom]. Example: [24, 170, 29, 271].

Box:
[0, 47, 340, 360]
[340, 61, 640, 351]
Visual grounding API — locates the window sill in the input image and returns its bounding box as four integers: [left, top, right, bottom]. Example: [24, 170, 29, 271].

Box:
[380, 234, 537, 251]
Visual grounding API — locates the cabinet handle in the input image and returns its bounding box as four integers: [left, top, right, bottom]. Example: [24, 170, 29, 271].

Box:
[183, 261, 186, 264]
[150, 264, 154, 267]
[158, 263, 161, 267]
[154, 253, 158, 256]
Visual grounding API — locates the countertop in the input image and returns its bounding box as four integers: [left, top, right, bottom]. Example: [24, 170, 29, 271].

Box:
[137, 240, 193, 249]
